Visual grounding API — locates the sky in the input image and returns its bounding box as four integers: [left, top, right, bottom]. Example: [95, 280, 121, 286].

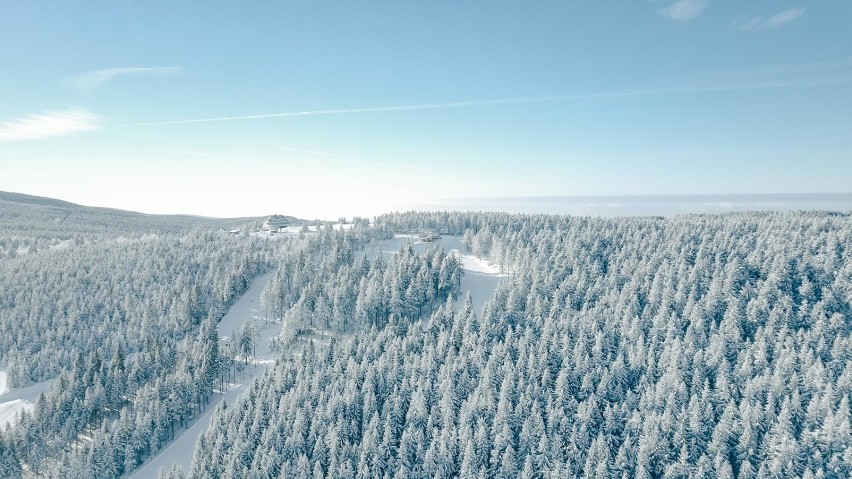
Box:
[0, 1, 850, 219]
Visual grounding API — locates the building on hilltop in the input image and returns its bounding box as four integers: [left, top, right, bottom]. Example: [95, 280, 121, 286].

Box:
[262, 215, 289, 232]
[419, 231, 441, 242]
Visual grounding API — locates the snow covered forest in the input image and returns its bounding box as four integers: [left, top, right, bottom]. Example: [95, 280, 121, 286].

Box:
[0, 196, 280, 477]
[1, 203, 851, 478]
[188, 211, 852, 479]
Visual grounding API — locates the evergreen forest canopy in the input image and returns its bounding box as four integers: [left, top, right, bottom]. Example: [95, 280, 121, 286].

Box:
[0, 194, 278, 477]
[189, 211, 852, 479]
[0, 201, 849, 478]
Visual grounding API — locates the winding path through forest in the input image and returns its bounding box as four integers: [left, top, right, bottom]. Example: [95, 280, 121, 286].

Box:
[126, 235, 504, 477]
[125, 271, 280, 478]
[360, 235, 507, 312]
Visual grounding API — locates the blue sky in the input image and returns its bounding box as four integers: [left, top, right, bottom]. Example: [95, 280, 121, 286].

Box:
[0, 1, 850, 218]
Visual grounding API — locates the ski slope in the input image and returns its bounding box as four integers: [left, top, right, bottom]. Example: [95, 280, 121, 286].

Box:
[0, 370, 52, 429]
[127, 236, 503, 477]
[125, 271, 280, 478]
[361, 235, 507, 312]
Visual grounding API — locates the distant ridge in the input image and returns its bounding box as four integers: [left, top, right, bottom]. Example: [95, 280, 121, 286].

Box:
[0, 190, 295, 236]
[0, 189, 273, 222]
[0, 191, 81, 209]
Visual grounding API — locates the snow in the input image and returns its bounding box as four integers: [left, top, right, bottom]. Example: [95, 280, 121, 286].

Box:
[49, 239, 75, 250]
[0, 399, 31, 428]
[214, 271, 278, 352]
[123, 382, 250, 479]
[360, 235, 506, 312]
[251, 223, 353, 239]
[456, 259, 506, 313]
[457, 252, 501, 275]
[125, 271, 280, 478]
[0, 371, 45, 429]
[0, 374, 53, 404]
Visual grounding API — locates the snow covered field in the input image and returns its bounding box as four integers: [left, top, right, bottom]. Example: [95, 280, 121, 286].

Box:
[251, 222, 353, 239]
[125, 271, 280, 478]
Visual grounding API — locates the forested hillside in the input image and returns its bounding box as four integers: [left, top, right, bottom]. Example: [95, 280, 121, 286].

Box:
[2, 207, 850, 478]
[0, 232, 270, 385]
[185, 211, 851, 479]
[0, 191, 260, 248]
[0, 198, 286, 478]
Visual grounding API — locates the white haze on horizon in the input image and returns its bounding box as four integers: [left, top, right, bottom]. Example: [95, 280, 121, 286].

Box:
[51, 192, 852, 221]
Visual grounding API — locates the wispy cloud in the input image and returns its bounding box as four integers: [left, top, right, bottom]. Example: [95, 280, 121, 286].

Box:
[120, 71, 852, 128]
[0, 108, 102, 143]
[731, 7, 806, 32]
[122, 97, 589, 126]
[658, 0, 708, 22]
[70, 66, 182, 90]
[671, 57, 852, 88]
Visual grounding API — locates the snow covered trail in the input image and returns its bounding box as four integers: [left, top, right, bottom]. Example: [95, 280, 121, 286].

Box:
[439, 236, 508, 312]
[0, 398, 30, 429]
[124, 382, 245, 478]
[125, 271, 280, 478]
[129, 236, 503, 476]
[457, 259, 506, 313]
[0, 371, 33, 429]
[361, 235, 507, 312]
[0, 370, 52, 429]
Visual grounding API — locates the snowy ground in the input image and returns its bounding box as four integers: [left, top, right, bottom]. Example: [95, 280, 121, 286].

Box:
[125, 271, 281, 478]
[0, 398, 29, 429]
[0, 370, 52, 429]
[250, 222, 353, 239]
[361, 235, 506, 312]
